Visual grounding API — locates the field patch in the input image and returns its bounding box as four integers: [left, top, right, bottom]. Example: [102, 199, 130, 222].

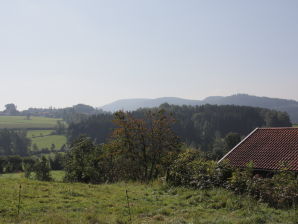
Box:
[0, 116, 62, 129]
[0, 173, 297, 224]
[27, 130, 67, 150]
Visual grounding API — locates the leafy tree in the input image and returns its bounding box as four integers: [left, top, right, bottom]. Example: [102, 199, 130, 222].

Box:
[50, 153, 65, 170]
[0, 129, 31, 156]
[264, 111, 292, 127]
[64, 136, 103, 183]
[225, 132, 241, 150]
[54, 120, 66, 135]
[34, 156, 52, 181]
[212, 136, 227, 160]
[106, 109, 181, 182]
[4, 103, 19, 115]
[23, 157, 35, 178]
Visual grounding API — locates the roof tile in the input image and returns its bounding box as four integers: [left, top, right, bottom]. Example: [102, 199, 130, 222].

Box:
[220, 128, 298, 171]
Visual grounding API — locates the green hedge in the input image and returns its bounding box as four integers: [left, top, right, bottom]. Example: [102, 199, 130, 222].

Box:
[167, 150, 298, 209]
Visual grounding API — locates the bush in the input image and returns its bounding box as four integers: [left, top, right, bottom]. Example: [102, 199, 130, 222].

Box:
[167, 152, 298, 209]
[227, 168, 252, 194]
[167, 150, 233, 189]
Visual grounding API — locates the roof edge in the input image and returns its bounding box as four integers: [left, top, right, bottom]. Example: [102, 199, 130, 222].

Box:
[217, 128, 259, 164]
[257, 127, 298, 130]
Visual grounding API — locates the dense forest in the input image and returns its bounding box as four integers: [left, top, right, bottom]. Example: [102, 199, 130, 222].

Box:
[67, 104, 291, 153]
[100, 94, 298, 123]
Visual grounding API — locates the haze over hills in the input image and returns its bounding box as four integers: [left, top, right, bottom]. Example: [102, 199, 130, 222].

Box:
[100, 94, 298, 123]
[100, 97, 202, 112]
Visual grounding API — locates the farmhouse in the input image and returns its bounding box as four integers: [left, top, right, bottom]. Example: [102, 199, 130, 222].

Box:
[218, 127, 298, 172]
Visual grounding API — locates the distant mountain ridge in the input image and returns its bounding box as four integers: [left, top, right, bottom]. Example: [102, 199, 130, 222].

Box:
[100, 94, 298, 123]
[100, 97, 201, 112]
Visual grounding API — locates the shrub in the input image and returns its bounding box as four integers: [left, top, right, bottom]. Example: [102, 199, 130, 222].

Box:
[227, 168, 252, 194]
[167, 153, 298, 209]
[167, 150, 234, 189]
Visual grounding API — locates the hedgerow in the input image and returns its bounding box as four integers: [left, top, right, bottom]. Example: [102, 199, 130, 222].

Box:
[167, 150, 298, 209]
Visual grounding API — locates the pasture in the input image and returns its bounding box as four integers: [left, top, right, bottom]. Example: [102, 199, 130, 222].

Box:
[0, 173, 297, 224]
[27, 130, 67, 150]
[0, 116, 61, 129]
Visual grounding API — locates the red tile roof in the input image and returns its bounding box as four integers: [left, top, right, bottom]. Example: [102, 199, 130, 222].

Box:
[219, 128, 298, 171]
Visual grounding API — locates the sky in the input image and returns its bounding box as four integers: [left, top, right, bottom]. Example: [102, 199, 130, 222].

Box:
[0, 0, 297, 110]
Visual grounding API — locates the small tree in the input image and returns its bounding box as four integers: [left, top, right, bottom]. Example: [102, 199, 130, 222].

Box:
[50, 153, 65, 170]
[106, 109, 181, 182]
[212, 136, 227, 159]
[34, 156, 52, 181]
[4, 104, 18, 115]
[54, 120, 66, 135]
[23, 157, 35, 178]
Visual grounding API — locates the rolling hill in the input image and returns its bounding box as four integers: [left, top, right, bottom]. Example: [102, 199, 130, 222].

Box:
[100, 94, 298, 123]
[100, 97, 201, 112]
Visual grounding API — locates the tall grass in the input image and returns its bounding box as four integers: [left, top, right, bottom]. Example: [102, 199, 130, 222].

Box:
[0, 173, 297, 223]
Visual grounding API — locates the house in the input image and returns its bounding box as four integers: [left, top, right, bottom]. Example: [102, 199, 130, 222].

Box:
[218, 127, 298, 172]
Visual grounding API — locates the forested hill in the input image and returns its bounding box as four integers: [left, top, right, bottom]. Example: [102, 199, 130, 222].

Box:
[203, 94, 298, 123]
[67, 104, 291, 153]
[100, 94, 298, 123]
[100, 97, 201, 112]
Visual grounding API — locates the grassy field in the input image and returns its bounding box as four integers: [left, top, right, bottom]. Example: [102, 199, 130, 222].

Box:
[27, 130, 67, 150]
[293, 124, 298, 127]
[0, 173, 297, 224]
[27, 130, 53, 138]
[0, 116, 62, 129]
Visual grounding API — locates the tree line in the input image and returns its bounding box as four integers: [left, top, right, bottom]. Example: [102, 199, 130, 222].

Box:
[0, 103, 105, 122]
[64, 109, 181, 183]
[0, 129, 31, 156]
[0, 104, 291, 161]
[67, 104, 291, 153]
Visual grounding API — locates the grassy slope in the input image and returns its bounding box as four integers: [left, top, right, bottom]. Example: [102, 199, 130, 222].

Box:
[27, 130, 67, 150]
[0, 116, 61, 129]
[0, 173, 297, 224]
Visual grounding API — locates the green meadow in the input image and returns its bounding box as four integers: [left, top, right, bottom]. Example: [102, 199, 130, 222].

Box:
[0, 116, 67, 150]
[0, 116, 61, 129]
[0, 172, 297, 224]
[27, 130, 67, 150]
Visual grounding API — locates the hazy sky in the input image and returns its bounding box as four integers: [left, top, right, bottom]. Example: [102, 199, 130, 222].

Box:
[0, 0, 297, 110]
